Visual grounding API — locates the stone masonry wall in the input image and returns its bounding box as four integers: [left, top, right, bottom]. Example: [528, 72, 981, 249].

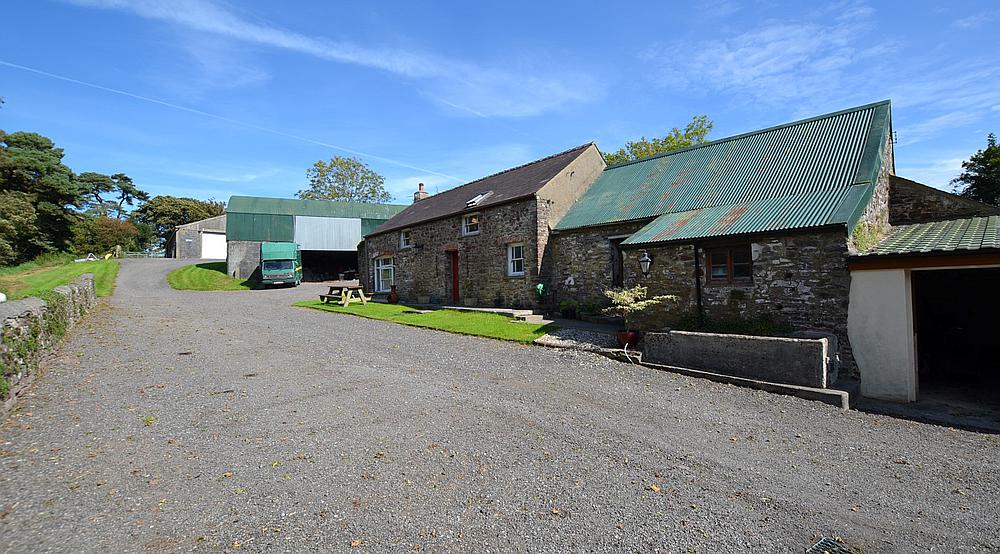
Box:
[549, 221, 649, 309]
[849, 133, 893, 253]
[364, 199, 541, 308]
[888, 175, 1000, 225]
[0, 273, 97, 416]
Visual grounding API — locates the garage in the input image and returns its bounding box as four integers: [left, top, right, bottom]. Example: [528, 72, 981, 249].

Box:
[200, 231, 227, 259]
[849, 215, 1000, 408]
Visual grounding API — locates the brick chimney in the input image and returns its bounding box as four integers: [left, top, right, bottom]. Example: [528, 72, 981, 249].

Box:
[413, 182, 429, 203]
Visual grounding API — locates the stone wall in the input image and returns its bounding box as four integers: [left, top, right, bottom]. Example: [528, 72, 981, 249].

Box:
[227, 240, 262, 280]
[888, 175, 1000, 225]
[549, 220, 650, 309]
[0, 274, 97, 415]
[363, 199, 542, 307]
[849, 133, 893, 253]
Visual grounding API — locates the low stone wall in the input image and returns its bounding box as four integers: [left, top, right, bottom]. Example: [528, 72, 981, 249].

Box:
[0, 274, 97, 415]
[644, 330, 829, 388]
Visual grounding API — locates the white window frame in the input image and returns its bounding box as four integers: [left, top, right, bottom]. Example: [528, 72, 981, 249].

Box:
[374, 256, 395, 292]
[462, 213, 481, 236]
[400, 229, 413, 249]
[507, 242, 525, 277]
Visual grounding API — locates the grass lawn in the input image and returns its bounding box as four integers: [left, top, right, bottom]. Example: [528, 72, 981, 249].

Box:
[167, 262, 255, 291]
[0, 257, 119, 300]
[294, 300, 555, 344]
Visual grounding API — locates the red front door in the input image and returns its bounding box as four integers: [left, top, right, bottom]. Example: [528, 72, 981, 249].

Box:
[449, 251, 460, 303]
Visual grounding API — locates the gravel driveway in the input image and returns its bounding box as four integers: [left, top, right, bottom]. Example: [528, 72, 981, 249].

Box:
[1, 259, 998, 553]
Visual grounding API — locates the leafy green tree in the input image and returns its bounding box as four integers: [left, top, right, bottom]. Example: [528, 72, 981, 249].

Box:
[132, 195, 225, 244]
[0, 191, 46, 265]
[952, 133, 1000, 206]
[604, 116, 714, 166]
[71, 216, 141, 255]
[79, 172, 149, 219]
[299, 156, 391, 203]
[0, 130, 83, 259]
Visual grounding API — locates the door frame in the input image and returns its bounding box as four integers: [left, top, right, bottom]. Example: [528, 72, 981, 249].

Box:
[448, 250, 460, 304]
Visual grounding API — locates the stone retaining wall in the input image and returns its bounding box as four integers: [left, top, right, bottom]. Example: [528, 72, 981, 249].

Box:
[0, 273, 97, 415]
[644, 330, 830, 388]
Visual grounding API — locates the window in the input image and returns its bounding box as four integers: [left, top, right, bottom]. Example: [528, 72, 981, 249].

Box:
[706, 245, 752, 284]
[374, 256, 395, 292]
[507, 243, 525, 277]
[400, 230, 413, 248]
[462, 213, 480, 236]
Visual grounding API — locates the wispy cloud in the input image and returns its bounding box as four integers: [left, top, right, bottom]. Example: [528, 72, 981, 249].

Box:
[168, 167, 282, 183]
[897, 156, 965, 190]
[897, 111, 981, 146]
[66, 0, 599, 117]
[952, 12, 995, 28]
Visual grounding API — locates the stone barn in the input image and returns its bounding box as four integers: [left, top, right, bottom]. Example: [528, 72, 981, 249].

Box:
[225, 195, 405, 281]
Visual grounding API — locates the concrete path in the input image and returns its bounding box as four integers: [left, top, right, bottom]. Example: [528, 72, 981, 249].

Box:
[1, 259, 998, 552]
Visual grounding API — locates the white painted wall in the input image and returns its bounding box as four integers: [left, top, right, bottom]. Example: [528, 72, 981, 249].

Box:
[848, 269, 916, 401]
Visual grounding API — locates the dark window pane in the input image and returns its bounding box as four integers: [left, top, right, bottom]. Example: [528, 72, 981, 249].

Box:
[733, 263, 752, 279]
[732, 247, 751, 264]
[710, 251, 728, 267]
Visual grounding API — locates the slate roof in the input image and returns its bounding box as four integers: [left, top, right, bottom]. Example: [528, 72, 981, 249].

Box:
[368, 143, 595, 236]
[859, 215, 1000, 257]
[227, 195, 406, 219]
[558, 101, 893, 246]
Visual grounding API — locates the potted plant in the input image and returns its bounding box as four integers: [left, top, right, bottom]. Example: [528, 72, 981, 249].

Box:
[602, 285, 675, 347]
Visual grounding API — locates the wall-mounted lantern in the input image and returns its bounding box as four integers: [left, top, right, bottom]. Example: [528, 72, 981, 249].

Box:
[638, 251, 652, 277]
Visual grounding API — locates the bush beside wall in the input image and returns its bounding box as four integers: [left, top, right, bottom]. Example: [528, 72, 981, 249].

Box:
[0, 273, 96, 416]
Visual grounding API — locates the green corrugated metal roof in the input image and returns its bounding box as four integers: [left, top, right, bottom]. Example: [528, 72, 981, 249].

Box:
[860, 216, 1000, 256]
[227, 195, 406, 219]
[557, 101, 892, 244]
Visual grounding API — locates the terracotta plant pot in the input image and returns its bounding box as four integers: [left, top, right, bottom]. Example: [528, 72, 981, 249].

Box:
[387, 285, 399, 304]
[616, 330, 641, 348]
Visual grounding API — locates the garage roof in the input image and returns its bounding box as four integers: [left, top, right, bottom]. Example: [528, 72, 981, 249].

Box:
[861, 215, 1000, 257]
[227, 195, 406, 219]
[558, 101, 892, 245]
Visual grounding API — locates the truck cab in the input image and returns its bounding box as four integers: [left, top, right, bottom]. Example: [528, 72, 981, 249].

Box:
[260, 242, 302, 286]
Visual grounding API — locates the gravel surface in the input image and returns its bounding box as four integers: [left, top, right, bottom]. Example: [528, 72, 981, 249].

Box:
[1, 259, 998, 553]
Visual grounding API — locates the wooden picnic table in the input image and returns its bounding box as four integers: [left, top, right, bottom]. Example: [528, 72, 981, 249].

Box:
[319, 280, 369, 307]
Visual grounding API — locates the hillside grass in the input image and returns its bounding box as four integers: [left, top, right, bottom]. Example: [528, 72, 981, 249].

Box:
[293, 300, 555, 344]
[167, 262, 254, 291]
[0, 256, 119, 299]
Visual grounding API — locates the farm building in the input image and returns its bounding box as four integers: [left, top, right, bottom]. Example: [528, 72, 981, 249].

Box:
[166, 214, 227, 259]
[226, 195, 405, 281]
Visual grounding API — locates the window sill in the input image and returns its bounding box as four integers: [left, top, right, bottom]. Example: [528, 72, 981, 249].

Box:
[461, 232, 480, 237]
[399, 245, 414, 250]
[506, 273, 526, 279]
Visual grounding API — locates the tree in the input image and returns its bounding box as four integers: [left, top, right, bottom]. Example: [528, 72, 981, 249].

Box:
[952, 133, 1000, 206]
[0, 130, 83, 259]
[0, 191, 46, 265]
[132, 195, 225, 244]
[79, 172, 150, 219]
[71, 216, 141, 255]
[299, 156, 391, 203]
[604, 115, 714, 166]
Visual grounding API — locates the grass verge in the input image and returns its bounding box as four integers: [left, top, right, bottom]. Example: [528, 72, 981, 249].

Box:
[0, 257, 119, 299]
[167, 262, 254, 291]
[294, 300, 555, 344]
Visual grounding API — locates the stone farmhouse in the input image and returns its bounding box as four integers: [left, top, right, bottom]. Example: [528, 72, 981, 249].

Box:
[362, 143, 605, 306]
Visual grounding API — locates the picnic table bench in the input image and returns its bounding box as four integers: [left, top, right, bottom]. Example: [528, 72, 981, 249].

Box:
[319, 280, 369, 307]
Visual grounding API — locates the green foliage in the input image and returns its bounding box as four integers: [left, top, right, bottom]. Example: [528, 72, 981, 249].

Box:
[71, 216, 141, 255]
[299, 156, 391, 203]
[602, 285, 676, 330]
[294, 300, 555, 344]
[0, 259, 118, 299]
[0, 375, 8, 400]
[604, 116, 714, 166]
[851, 220, 884, 253]
[167, 262, 254, 291]
[0, 191, 47, 266]
[78, 172, 149, 219]
[672, 312, 792, 337]
[132, 195, 225, 244]
[0, 130, 82, 260]
[952, 133, 1000, 206]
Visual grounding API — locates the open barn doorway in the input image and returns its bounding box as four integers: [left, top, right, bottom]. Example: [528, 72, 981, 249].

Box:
[913, 268, 1000, 410]
[300, 251, 358, 282]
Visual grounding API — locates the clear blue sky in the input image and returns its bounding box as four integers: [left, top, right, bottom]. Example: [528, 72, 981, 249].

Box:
[2, 0, 998, 205]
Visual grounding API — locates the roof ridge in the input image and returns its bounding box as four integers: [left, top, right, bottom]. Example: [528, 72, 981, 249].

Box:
[425, 142, 594, 197]
[228, 195, 407, 209]
[604, 100, 892, 170]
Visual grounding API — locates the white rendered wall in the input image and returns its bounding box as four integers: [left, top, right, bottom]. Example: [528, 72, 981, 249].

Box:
[848, 269, 916, 401]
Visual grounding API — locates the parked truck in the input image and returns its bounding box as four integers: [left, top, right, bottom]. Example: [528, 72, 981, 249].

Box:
[260, 242, 302, 286]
